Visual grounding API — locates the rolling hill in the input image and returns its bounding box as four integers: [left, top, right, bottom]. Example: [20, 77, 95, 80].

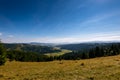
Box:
[4, 43, 61, 54]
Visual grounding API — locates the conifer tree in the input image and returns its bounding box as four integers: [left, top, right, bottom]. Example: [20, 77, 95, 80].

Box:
[0, 40, 6, 65]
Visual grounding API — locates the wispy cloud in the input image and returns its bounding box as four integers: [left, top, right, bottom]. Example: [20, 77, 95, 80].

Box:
[2, 32, 120, 43]
[8, 35, 14, 38]
[29, 32, 120, 43]
[90, 0, 112, 4]
[0, 33, 2, 36]
[79, 10, 120, 27]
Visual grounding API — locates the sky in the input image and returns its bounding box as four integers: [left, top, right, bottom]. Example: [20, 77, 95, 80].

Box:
[0, 0, 120, 43]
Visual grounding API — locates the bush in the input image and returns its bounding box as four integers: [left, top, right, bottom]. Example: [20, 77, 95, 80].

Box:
[0, 55, 6, 65]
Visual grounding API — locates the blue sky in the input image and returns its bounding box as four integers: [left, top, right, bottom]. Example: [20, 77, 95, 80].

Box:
[0, 0, 120, 43]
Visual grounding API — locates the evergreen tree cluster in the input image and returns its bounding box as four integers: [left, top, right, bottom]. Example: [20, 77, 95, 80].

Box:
[6, 50, 55, 62]
[6, 43, 120, 62]
[60, 43, 120, 60]
[1, 42, 120, 65]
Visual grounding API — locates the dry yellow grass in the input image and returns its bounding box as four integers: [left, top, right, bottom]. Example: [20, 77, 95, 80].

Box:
[0, 55, 120, 80]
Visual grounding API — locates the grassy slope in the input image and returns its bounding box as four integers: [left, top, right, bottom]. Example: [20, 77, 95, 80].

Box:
[0, 55, 120, 80]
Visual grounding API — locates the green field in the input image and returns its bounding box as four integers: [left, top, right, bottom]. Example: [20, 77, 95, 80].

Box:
[45, 49, 72, 56]
[0, 55, 120, 80]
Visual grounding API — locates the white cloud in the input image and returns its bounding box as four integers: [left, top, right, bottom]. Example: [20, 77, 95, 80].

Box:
[2, 33, 120, 43]
[28, 32, 120, 43]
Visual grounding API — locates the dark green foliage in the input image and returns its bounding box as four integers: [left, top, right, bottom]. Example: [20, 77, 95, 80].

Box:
[6, 50, 53, 62]
[58, 43, 108, 51]
[21, 45, 60, 54]
[5, 43, 120, 62]
[0, 42, 6, 65]
[89, 49, 95, 58]
[60, 43, 120, 60]
[5, 43, 61, 62]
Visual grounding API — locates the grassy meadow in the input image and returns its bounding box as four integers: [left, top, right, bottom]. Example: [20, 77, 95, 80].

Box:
[45, 49, 72, 56]
[0, 55, 120, 80]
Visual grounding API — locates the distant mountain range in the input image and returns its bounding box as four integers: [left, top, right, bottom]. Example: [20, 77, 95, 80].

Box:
[29, 41, 120, 46]
[30, 42, 59, 47]
[57, 41, 120, 51]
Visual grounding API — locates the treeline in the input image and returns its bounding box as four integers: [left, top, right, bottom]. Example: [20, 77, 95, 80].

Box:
[6, 50, 61, 62]
[59, 43, 120, 60]
[58, 43, 108, 51]
[1, 42, 120, 65]
[6, 43, 120, 62]
[7, 50, 54, 62]
[0, 42, 60, 65]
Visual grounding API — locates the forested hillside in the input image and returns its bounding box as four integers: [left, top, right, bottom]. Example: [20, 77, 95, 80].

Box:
[4, 43, 120, 62]
[60, 43, 120, 60]
[4, 43, 61, 54]
[58, 42, 117, 51]
[0, 42, 120, 64]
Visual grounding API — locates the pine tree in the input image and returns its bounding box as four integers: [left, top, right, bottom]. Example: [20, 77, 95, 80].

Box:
[0, 40, 6, 65]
